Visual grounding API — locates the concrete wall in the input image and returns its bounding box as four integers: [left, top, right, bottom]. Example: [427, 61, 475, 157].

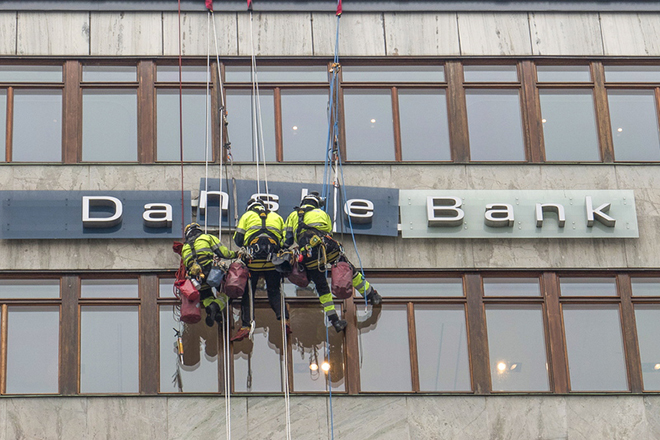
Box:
[1, 11, 660, 56]
[0, 395, 657, 439]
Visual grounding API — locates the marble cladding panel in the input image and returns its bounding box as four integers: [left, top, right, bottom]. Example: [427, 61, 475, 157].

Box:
[391, 165, 469, 190]
[90, 12, 162, 56]
[566, 396, 648, 440]
[0, 12, 16, 55]
[547, 238, 628, 269]
[335, 165, 394, 188]
[162, 12, 238, 56]
[615, 165, 660, 191]
[485, 396, 568, 440]
[17, 12, 89, 56]
[5, 398, 85, 440]
[312, 13, 386, 57]
[540, 165, 619, 190]
[466, 165, 543, 190]
[471, 239, 557, 269]
[644, 396, 660, 440]
[530, 13, 603, 56]
[624, 188, 660, 268]
[407, 396, 487, 440]
[457, 13, 532, 56]
[332, 396, 410, 440]
[601, 13, 660, 56]
[168, 397, 248, 440]
[236, 13, 313, 56]
[392, 237, 474, 270]
[86, 398, 168, 440]
[343, 236, 398, 269]
[246, 396, 328, 440]
[383, 13, 459, 56]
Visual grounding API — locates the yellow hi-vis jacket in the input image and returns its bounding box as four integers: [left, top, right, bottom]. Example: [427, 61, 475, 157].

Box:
[233, 208, 285, 248]
[181, 234, 236, 269]
[283, 204, 332, 248]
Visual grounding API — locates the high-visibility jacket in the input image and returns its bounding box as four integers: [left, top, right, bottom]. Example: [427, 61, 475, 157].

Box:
[233, 208, 284, 248]
[283, 204, 332, 248]
[181, 233, 236, 270]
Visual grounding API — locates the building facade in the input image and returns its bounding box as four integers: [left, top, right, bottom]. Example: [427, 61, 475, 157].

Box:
[1, 0, 660, 438]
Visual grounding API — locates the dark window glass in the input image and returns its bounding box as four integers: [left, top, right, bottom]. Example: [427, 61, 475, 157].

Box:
[159, 306, 219, 393]
[225, 66, 328, 83]
[6, 306, 59, 394]
[157, 89, 211, 162]
[605, 66, 660, 83]
[536, 66, 591, 82]
[159, 278, 177, 298]
[225, 89, 276, 162]
[82, 66, 136, 82]
[12, 90, 62, 162]
[281, 89, 328, 161]
[343, 66, 445, 83]
[81, 279, 139, 298]
[486, 305, 549, 392]
[0, 280, 60, 299]
[366, 278, 463, 297]
[82, 90, 138, 162]
[399, 89, 451, 161]
[344, 89, 395, 161]
[0, 89, 5, 157]
[415, 305, 471, 391]
[608, 91, 660, 161]
[466, 90, 525, 161]
[157, 66, 209, 83]
[540, 90, 600, 161]
[560, 278, 617, 297]
[563, 305, 627, 391]
[464, 66, 517, 82]
[634, 305, 660, 391]
[483, 278, 540, 297]
[631, 278, 660, 296]
[0, 66, 62, 83]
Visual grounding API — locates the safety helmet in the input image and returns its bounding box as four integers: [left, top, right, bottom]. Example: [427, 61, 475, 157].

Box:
[246, 197, 266, 212]
[184, 222, 202, 240]
[301, 191, 325, 208]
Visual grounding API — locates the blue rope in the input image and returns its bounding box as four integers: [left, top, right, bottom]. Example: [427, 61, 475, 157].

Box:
[325, 312, 334, 440]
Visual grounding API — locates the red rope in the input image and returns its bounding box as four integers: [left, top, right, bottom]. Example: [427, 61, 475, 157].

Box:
[178, 0, 185, 238]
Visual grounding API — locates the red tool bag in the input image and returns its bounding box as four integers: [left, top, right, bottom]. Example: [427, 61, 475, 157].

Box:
[331, 261, 354, 299]
[173, 242, 201, 324]
[287, 262, 309, 288]
[224, 261, 249, 298]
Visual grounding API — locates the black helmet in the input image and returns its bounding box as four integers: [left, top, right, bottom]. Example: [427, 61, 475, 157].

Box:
[184, 222, 202, 240]
[301, 191, 325, 208]
[246, 197, 266, 212]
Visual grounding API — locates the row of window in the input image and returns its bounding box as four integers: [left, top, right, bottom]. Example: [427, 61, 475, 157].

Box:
[1, 273, 660, 395]
[2, 61, 660, 164]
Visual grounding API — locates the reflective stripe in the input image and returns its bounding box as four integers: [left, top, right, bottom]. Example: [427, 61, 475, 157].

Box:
[235, 227, 246, 234]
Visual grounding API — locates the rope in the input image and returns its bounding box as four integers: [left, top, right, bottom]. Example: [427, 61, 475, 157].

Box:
[177, 0, 185, 238]
[280, 281, 292, 440]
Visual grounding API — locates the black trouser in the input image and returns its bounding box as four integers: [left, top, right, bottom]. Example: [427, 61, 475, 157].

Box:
[240, 270, 288, 327]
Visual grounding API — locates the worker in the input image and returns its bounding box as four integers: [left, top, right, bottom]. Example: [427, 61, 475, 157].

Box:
[283, 191, 382, 333]
[181, 222, 237, 327]
[231, 197, 289, 342]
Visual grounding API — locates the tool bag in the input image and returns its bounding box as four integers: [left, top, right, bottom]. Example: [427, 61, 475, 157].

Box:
[287, 262, 309, 288]
[206, 265, 225, 289]
[331, 261, 353, 299]
[225, 260, 249, 298]
[173, 257, 201, 324]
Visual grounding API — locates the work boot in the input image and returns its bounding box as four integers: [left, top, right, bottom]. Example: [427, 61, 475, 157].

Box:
[367, 289, 382, 306]
[205, 303, 221, 327]
[331, 319, 347, 333]
[231, 326, 250, 342]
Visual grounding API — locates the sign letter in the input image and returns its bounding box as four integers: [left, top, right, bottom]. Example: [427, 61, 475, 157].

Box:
[586, 196, 616, 227]
[485, 204, 514, 228]
[82, 196, 123, 228]
[427, 197, 464, 227]
[199, 191, 229, 216]
[143, 203, 173, 228]
[535, 203, 566, 227]
[344, 199, 374, 224]
[250, 193, 280, 212]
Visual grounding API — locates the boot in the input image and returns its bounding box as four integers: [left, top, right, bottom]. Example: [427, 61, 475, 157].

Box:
[205, 302, 221, 327]
[331, 319, 347, 333]
[231, 326, 250, 342]
[367, 289, 382, 306]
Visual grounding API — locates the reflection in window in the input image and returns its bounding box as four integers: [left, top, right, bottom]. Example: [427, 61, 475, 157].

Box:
[80, 306, 139, 393]
[344, 89, 395, 161]
[631, 278, 660, 296]
[608, 91, 660, 161]
[486, 305, 549, 392]
[82, 66, 137, 82]
[540, 90, 600, 162]
[536, 66, 591, 83]
[159, 278, 177, 298]
[233, 307, 284, 392]
[342, 66, 445, 83]
[0, 65, 62, 83]
[0, 279, 60, 299]
[563, 305, 627, 391]
[12, 90, 62, 162]
[6, 307, 59, 394]
[157, 89, 211, 162]
[399, 89, 451, 161]
[290, 307, 345, 392]
[157, 66, 209, 83]
[225, 89, 276, 162]
[634, 306, 660, 390]
[281, 90, 328, 161]
[81, 279, 138, 298]
[159, 306, 219, 393]
[466, 90, 525, 161]
[366, 278, 463, 297]
[560, 278, 617, 296]
[464, 65, 518, 82]
[82, 90, 138, 161]
[415, 305, 470, 391]
[483, 278, 540, 297]
[605, 66, 660, 83]
[358, 305, 411, 391]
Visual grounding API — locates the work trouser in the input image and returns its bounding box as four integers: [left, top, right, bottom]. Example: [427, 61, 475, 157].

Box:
[302, 238, 374, 317]
[240, 269, 288, 328]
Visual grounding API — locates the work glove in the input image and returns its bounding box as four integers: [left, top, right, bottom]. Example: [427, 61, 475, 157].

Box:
[189, 262, 202, 277]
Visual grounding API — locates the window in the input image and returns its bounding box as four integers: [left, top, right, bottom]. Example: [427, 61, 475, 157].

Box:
[608, 90, 660, 161]
[367, 277, 463, 297]
[81, 279, 139, 298]
[633, 305, 660, 391]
